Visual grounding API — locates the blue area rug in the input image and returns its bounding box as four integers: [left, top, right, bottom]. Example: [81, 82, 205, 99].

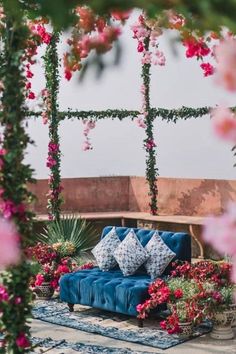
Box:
[32, 337, 157, 353]
[32, 299, 211, 350]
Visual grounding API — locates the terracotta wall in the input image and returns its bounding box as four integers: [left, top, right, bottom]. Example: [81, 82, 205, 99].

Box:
[29, 177, 130, 214]
[29, 176, 236, 216]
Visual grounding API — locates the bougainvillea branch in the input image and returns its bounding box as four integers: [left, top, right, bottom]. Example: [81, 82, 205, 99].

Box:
[0, 3, 35, 352]
[43, 32, 63, 221]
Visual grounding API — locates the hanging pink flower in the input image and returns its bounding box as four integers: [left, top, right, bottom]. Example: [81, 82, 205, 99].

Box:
[215, 39, 236, 91]
[28, 92, 35, 99]
[211, 107, 236, 143]
[200, 62, 214, 77]
[0, 218, 20, 270]
[16, 333, 30, 349]
[153, 50, 166, 66]
[82, 140, 92, 151]
[26, 70, 33, 79]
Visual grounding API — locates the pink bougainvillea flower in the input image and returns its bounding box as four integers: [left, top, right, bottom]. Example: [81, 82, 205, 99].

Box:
[28, 91, 35, 99]
[0, 218, 20, 269]
[35, 274, 44, 286]
[200, 62, 214, 77]
[211, 106, 236, 143]
[0, 285, 9, 302]
[202, 202, 236, 256]
[136, 116, 146, 129]
[16, 333, 31, 349]
[82, 140, 92, 151]
[215, 39, 236, 91]
[26, 70, 33, 79]
[64, 69, 72, 81]
[145, 139, 156, 150]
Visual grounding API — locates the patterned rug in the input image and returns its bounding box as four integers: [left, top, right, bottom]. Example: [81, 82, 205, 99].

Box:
[32, 337, 158, 353]
[32, 299, 211, 350]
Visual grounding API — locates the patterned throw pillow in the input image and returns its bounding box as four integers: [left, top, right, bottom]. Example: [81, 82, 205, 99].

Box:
[91, 227, 121, 271]
[144, 232, 176, 279]
[113, 229, 149, 276]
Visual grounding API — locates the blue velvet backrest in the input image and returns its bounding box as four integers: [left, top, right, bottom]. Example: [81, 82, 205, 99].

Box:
[101, 226, 191, 263]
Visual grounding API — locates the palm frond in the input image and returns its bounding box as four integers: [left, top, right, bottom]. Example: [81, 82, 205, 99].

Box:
[35, 215, 99, 260]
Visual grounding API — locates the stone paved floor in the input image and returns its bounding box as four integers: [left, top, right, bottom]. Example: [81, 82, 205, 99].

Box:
[31, 319, 236, 354]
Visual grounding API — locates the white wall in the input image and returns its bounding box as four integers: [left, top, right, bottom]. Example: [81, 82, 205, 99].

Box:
[25, 11, 236, 180]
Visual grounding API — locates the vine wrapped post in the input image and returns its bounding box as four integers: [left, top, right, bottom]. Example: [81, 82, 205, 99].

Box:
[142, 35, 158, 215]
[44, 32, 63, 221]
[0, 3, 35, 352]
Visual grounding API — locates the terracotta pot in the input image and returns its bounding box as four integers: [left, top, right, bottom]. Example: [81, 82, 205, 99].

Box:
[210, 309, 235, 340]
[178, 322, 193, 339]
[35, 282, 54, 300]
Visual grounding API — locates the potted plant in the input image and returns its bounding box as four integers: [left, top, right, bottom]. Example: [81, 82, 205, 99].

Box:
[26, 243, 77, 299]
[137, 260, 235, 339]
[36, 215, 98, 263]
[137, 277, 202, 337]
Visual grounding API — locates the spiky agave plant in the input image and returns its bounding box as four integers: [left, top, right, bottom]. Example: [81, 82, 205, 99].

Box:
[36, 215, 98, 263]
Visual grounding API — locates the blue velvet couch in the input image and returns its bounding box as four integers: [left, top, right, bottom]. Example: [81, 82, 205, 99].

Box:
[60, 226, 191, 318]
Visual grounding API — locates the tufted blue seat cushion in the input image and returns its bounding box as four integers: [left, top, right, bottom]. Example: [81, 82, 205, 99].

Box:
[60, 268, 152, 316]
[60, 226, 191, 316]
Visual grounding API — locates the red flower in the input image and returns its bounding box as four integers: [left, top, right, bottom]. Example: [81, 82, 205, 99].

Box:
[174, 289, 183, 299]
[65, 70, 72, 81]
[16, 333, 30, 349]
[28, 92, 35, 99]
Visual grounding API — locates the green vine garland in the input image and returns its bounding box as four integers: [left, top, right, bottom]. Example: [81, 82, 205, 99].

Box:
[0, 3, 35, 352]
[43, 32, 63, 221]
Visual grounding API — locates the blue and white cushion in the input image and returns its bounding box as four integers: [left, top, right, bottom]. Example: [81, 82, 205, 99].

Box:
[144, 232, 176, 279]
[113, 229, 149, 276]
[91, 227, 121, 271]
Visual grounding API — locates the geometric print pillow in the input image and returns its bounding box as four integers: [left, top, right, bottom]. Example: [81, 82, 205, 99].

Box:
[91, 227, 121, 271]
[144, 232, 176, 279]
[113, 229, 149, 276]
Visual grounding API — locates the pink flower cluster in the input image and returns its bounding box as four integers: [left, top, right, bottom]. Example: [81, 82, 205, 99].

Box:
[30, 24, 52, 45]
[0, 200, 25, 219]
[0, 218, 20, 270]
[24, 20, 51, 102]
[183, 36, 214, 77]
[46, 141, 59, 168]
[82, 120, 96, 151]
[145, 139, 156, 150]
[215, 38, 236, 91]
[16, 332, 30, 349]
[211, 107, 236, 143]
[131, 14, 166, 67]
[203, 202, 236, 282]
[64, 7, 123, 80]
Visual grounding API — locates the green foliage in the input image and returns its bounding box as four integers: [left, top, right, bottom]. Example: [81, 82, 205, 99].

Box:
[0, 4, 35, 352]
[44, 32, 63, 220]
[36, 215, 98, 262]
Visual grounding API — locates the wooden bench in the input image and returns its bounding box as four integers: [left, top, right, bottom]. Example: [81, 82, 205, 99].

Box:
[35, 211, 205, 258]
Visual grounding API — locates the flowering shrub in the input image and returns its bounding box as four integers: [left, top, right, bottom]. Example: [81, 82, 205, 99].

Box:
[26, 243, 77, 290]
[137, 261, 233, 334]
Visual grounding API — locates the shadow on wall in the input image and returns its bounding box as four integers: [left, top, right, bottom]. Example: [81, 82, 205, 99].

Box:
[29, 176, 236, 216]
[176, 179, 236, 216]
